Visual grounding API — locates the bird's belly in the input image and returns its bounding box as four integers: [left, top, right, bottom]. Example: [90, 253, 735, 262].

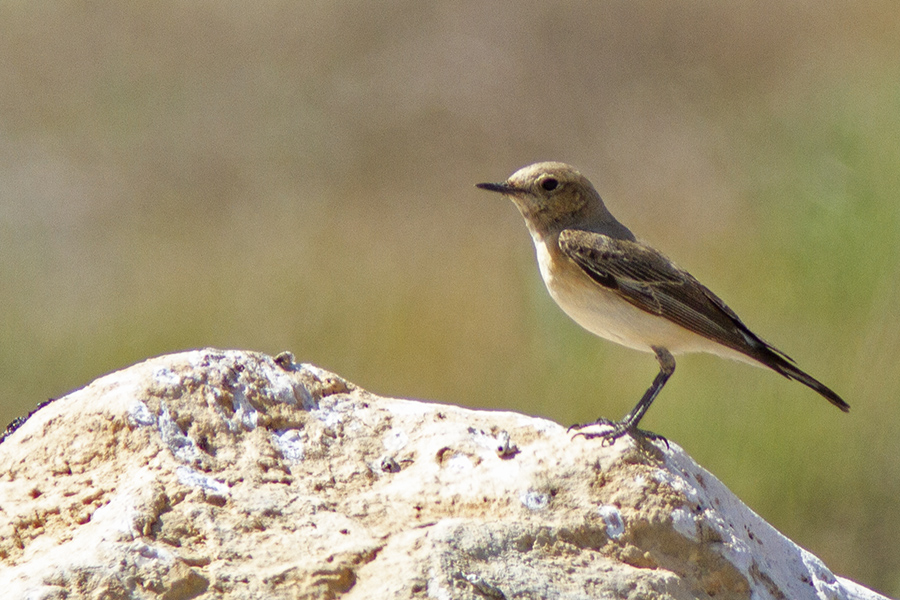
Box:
[549, 278, 691, 351]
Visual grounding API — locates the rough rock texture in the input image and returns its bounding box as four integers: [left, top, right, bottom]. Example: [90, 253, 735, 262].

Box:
[0, 349, 886, 600]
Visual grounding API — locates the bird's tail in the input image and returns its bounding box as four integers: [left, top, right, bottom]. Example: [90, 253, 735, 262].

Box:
[755, 346, 849, 412]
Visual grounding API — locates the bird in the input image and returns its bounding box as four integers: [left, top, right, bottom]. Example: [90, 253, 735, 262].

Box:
[476, 162, 848, 445]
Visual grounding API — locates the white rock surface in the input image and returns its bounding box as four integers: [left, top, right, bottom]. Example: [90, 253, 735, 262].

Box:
[0, 349, 886, 600]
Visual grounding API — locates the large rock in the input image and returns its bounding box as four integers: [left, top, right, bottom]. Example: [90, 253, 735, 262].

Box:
[0, 349, 885, 600]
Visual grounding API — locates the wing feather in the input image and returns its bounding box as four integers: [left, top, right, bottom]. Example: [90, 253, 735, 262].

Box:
[555, 229, 849, 411]
[557, 229, 780, 359]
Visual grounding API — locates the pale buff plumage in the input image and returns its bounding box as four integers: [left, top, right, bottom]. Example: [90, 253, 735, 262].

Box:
[477, 162, 847, 444]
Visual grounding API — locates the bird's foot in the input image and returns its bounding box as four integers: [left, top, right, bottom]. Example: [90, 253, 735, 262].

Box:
[569, 418, 668, 448]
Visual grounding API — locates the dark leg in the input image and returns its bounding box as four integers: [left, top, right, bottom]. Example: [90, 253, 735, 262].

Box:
[571, 347, 676, 446]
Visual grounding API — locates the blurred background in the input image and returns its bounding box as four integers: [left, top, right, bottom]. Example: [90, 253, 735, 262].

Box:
[1, 0, 898, 593]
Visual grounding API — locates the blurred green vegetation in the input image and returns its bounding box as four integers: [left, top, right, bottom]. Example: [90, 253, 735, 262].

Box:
[1, 1, 898, 594]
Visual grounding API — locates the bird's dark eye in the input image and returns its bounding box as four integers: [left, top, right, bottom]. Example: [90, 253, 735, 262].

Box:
[541, 177, 558, 191]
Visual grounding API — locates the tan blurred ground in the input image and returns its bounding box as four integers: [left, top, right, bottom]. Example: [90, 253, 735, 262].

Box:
[1, 1, 899, 594]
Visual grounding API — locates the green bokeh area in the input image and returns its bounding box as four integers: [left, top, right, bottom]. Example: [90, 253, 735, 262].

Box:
[2, 1, 898, 595]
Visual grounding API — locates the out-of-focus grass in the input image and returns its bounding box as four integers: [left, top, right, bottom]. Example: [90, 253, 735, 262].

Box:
[1, 1, 898, 594]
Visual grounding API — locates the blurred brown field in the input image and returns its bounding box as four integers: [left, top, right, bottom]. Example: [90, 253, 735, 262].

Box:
[1, 1, 899, 594]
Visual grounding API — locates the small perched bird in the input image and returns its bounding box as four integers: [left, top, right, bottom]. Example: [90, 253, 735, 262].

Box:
[477, 162, 848, 445]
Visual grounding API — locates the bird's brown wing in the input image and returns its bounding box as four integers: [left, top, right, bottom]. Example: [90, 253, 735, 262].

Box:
[557, 229, 849, 411]
[558, 229, 763, 355]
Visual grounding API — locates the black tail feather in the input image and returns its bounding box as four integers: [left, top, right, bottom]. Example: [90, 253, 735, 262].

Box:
[755, 346, 849, 412]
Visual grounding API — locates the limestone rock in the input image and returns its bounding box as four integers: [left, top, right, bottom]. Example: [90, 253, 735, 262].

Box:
[0, 349, 886, 600]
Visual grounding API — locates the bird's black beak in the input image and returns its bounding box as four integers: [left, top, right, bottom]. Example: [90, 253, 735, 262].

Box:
[475, 181, 516, 194]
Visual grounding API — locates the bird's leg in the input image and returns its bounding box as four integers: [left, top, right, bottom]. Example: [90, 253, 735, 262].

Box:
[571, 347, 675, 446]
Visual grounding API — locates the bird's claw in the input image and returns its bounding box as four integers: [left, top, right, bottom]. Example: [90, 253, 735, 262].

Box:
[570, 419, 668, 449]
